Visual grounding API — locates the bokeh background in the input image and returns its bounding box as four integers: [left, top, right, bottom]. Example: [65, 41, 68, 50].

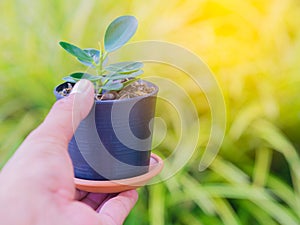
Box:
[1, 0, 300, 224]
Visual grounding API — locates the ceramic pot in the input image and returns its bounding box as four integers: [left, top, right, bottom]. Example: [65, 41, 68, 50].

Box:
[54, 81, 158, 180]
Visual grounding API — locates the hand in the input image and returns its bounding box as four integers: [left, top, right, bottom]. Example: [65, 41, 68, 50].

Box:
[0, 80, 138, 225]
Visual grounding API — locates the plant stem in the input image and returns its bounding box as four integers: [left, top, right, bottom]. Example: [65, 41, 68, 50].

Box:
[100, 51, 108, 74]
[98, 78, 109, 94]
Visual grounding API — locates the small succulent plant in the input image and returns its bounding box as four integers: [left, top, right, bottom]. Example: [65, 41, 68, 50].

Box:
[59, 15, 143, 94]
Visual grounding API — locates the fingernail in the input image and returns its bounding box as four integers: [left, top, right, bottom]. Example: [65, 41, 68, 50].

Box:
[71, 79, 91, 94]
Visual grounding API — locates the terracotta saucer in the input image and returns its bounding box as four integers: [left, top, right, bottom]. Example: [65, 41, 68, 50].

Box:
[74, 153, 164, 193]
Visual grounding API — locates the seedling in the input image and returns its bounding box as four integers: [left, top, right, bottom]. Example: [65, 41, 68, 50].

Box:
[59, 15, 143, 95]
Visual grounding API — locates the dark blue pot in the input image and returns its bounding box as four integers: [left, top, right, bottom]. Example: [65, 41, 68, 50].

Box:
[54, 81, 158, 180]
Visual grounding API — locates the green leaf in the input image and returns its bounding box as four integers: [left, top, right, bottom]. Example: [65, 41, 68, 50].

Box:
[59, 41, 93, 63]
[100, 77, 108, 84]
[104, 16, 138, 52]
[102, 81, 123, 91]
[82, 48, 100, 65]
[62, 76, 76, 83]
[108, 70, 143, 80]
[66, 72, 101, 82]
[122, 78, 138, 87]
[105, 61, 143, 74]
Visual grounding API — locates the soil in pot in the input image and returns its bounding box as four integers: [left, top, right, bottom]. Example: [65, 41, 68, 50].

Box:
[58, 79, 156, 101]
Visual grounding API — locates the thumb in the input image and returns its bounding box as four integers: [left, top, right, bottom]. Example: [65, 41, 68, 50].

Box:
[27, 79, 95, 146]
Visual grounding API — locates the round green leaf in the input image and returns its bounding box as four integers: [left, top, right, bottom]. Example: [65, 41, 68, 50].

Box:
[62, 76, 76, 83]
[69, 72, 101, 81]
[104, 16, 138, 52]
[83, 48, 100, 64]
[108, 70, 144, 80]
[59, 41, 93, 63]
[78, 48, 100, 67]
[102, 80, 123, 91]
[105, 61, 143, 74]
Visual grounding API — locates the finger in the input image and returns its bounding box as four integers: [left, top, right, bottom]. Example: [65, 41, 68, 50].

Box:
[26, 79, 94, 148]
[98, 190, 138, 224]
[96, 193, 118, 212]
[74, 190, 89, 201]
[80, 193, 110, 210]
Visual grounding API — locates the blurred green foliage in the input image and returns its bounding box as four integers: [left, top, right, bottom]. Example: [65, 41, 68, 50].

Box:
[1, 0, 300, 224]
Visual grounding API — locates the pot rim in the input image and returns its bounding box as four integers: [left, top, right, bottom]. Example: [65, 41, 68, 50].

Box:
[54, 80, 159, 104]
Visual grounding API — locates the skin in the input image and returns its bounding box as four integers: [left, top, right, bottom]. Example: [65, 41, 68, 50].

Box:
[0, 80, 138, 225]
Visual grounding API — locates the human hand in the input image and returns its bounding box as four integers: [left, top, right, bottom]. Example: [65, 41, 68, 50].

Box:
[0, 80, 138, 225]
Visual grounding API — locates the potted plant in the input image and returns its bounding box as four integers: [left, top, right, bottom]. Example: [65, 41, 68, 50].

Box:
[54, 15, 160, 184]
